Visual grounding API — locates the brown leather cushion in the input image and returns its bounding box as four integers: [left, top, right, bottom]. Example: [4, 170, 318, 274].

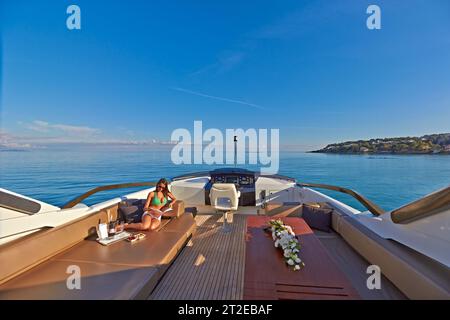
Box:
[0, 209, 110, 285]
[52, 213, 195, 268]
[301, 204, 333, 232]
[161, 200, 185, 219]
[53, 231, 187, 268]
[0, 212, 196, 300]
[160, 213, 197, 238]
[0, 260, 159, 300]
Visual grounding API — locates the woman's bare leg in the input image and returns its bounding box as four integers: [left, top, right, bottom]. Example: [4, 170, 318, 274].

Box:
[149, 219, 161, 231]
[124, 215, 152, 231]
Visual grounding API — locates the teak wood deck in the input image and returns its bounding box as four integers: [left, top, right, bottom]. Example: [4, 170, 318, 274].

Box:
[150, 214, 246, 300]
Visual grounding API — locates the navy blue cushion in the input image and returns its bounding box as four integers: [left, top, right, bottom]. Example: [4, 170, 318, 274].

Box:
[301, 204, 333, 232]
[118, 204, 143, 223]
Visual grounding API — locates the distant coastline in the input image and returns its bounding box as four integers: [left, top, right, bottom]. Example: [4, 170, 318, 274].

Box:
[0, 148, 29, 152]
[311, 133, 450, 155]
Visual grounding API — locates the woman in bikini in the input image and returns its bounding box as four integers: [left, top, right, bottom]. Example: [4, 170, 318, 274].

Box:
[124, 178, 176, 231]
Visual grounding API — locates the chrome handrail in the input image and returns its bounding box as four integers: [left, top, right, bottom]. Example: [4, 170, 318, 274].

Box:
[390, 185, 450, 224]
[296, 182, 385, 216]
[62, 182, 157, 209]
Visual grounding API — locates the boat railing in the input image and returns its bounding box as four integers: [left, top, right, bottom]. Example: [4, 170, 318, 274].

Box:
[296, 182, 385, 216]
[62, 182, 157, 209]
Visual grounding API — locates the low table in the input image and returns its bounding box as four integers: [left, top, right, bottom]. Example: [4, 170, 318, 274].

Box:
[244, 216, 359, 300]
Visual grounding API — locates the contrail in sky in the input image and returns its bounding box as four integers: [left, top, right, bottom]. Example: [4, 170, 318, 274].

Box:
[171, 87, 265, 110]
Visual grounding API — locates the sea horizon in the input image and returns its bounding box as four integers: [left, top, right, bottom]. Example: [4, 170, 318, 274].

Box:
[1, 148, 448, 212]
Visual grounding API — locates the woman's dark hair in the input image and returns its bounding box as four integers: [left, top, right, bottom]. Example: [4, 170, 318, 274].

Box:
[156, 178, 169, 197]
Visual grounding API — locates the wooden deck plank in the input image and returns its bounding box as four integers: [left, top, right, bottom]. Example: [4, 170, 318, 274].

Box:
[181, 216, 212, 299]
[149, 214, 246, 300]
[195, 215, 235, 300]
[159, 240, 196, 298]
[195, 217, 224, 299]
[168, 216, 212, 299]
[211, 215, 236, 300]
[201, 223, 223, 299]
[228, 214, 245, 300]
[222, 219, 237, 300]
[224, 215, 242, 299]
[156, 217, 206, 299]
[194, 215, 226, 299]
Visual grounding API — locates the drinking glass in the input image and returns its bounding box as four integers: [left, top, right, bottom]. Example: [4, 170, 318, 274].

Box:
[108, 221, 117, 237]
[116, 221, 125, 234]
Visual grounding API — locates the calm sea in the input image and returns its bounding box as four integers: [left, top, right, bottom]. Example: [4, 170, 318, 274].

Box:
[1, 146, 449, 212]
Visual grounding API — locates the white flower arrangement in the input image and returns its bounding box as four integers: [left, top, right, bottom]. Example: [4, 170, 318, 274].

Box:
[268, 219, 305, 271]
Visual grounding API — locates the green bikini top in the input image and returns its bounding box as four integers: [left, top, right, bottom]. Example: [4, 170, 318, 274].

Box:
[151, 192, 168, 206]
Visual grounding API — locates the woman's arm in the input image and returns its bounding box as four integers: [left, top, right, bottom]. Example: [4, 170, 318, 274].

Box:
[161, 192, 177, 217]
[167, 192, 176, 207]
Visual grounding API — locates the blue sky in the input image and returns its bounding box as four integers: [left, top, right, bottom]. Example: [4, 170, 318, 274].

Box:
[1, 0, 450, 150]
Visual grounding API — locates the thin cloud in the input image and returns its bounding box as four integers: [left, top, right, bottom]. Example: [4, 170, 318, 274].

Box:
[171, 87, 265, 110]
[0, 131, 33, 149]
[284, 125, 343, 130]
[2, 126, 174, 148]
[254, 2, 349, 40]
[25, 120, 100, 136]
[190, 51, 247, 76]
[190, 3, 347, 77]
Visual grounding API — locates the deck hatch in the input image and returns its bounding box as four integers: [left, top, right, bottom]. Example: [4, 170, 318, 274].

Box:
[0, 191, 41, 214]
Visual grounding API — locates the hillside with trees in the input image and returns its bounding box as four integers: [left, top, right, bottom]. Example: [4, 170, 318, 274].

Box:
[312, 133, 450, 154]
